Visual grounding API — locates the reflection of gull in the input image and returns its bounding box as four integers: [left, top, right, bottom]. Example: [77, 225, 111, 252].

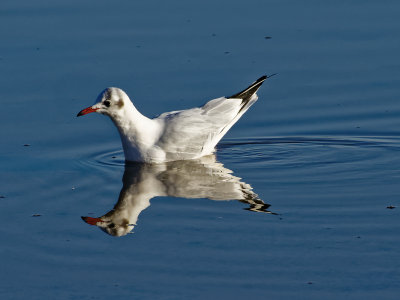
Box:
[82, 155, 275, 237]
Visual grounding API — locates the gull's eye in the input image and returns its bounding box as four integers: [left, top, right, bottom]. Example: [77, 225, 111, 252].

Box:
[103, 100, 111, 107]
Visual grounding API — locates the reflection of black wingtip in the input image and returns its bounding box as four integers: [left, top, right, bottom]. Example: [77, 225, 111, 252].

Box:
[239, 194, 278, 214]
[243, 207, 279, 215]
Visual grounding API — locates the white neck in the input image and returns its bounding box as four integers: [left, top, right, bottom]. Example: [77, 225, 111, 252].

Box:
[108, 101, 160, 161]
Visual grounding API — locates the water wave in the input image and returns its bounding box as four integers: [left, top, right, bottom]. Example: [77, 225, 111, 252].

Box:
[77, 136, 400, 175]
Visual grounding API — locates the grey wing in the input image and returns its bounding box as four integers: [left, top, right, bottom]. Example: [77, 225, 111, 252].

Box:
[155, 75, 268, 160]
[156, 96, 248, 160]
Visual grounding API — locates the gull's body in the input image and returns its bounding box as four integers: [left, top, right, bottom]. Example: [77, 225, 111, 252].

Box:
[78, 75, 271, 163]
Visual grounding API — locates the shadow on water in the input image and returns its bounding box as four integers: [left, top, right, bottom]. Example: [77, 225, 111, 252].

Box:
[81, 155, 276, 237]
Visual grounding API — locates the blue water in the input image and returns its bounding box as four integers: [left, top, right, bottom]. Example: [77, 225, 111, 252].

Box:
[1, 0, 400, 299]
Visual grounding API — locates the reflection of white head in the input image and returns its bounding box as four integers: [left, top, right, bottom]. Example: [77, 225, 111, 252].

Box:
[82, 155, 274, 237]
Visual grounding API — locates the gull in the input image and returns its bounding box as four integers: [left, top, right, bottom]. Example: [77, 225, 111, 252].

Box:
[77, 75, 273, 163]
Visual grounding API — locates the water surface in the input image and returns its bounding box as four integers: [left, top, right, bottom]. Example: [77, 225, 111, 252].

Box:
[1, 0, 400, 299]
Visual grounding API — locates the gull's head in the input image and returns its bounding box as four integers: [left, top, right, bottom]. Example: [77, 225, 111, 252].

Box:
[77, 87, 128, 117]
[81, 216, 134, 237]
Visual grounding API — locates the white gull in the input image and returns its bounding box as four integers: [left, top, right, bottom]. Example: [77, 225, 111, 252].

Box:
[77, 75, 272, 163]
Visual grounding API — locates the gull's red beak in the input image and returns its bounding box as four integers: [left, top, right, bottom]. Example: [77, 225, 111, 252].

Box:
[77, 106, 98, 117]
[81, 216, 103, 225]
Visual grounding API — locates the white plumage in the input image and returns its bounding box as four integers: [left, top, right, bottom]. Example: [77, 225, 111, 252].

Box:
[77, 75, 270, 163]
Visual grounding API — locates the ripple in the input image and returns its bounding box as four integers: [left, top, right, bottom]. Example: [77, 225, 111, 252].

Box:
[218, 136, 400, 184]
[77, 136, 400, 176]
[219, 136, 400, 149]
[77, 144, 125, 172]
[92, 149, 125, 167]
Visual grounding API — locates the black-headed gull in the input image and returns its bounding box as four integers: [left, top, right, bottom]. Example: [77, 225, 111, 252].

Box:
[77, 75, 272, 163]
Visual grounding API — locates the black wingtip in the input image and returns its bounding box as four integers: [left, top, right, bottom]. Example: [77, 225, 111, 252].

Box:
[255, 73, 277, 82]
[256, 73, 277, 82]
[228, 74, 274, 100]
[256, 75, 267, 82]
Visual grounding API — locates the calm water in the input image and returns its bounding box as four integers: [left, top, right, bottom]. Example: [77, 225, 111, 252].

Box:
[1, 0, 400, 299]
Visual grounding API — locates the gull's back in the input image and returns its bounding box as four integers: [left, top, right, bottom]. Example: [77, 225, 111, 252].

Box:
[154, 76, 267, 161]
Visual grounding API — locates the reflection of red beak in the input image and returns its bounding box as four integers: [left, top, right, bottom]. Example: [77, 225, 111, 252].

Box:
[77, 106, 98, 117]
[81, 216, 103, 225]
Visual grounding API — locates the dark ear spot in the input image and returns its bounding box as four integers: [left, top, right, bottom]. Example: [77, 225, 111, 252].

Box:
[121, 218, 129, 227]
[117, 99, 124, 108]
